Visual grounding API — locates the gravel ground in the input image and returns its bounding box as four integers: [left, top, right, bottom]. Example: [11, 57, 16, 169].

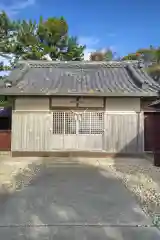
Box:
[95, 157, 160, 227]
[0, 157, 41, 194]
[63, 156, 160, 225]
[0, 156, 160, 227]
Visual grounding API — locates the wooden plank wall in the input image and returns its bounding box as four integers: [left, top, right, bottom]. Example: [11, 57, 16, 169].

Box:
[11, 111, 144, 153]
[104, 112, 144, 153]
[11, 111, 52, 151]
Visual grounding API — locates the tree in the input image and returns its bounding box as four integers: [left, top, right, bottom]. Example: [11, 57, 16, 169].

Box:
[104, 49, 115, 61]
[0, 11, 17, 57]
[37, 17, 85, 60]
[154, 47, 160, 63]
[90, 49, 115, 61]
[90, 51, 104, 61]
[121, 53, 140, 61]
[61, 36, 85, 61]
[136, 47, 157, 65]
[0, 11, 18, 79]
[12, 19, 42, 61]
[122, 46, 160, 82]
[122, 46, 159, 64]
[37, 16, 68, 60]
[0, 11, 11, 53]
[4, 15, 85, 61]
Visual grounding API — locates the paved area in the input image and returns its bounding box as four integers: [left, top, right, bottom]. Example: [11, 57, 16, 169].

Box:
[0, 158, 159, 239]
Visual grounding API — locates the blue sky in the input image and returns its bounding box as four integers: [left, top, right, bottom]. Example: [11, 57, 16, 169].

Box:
[0, 0, 160, 61]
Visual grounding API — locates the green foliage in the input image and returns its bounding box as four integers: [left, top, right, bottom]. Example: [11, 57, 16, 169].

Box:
[154, 48, 160, 63]
[0, 12, 86, 62]
[0, 11, 18, 56]
[121, 53, 139, 61]
[121, 46, 160, 82]
[1, 9, 160, 81]
[38, 16, 68, 46]
[122, 46, 160, 64]
[0, 96, 12, 107]
[136, 47, 157, 63]
[61, 36, 85, 61]
[104, 49, 114, 61]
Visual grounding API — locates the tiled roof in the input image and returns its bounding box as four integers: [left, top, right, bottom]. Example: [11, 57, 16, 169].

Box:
[149, 99, 160, 107]
[1, 60, 160, 96]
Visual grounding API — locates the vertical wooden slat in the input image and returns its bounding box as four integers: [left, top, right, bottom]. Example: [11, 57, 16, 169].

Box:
[12, 110, 144, 153]
[138, 111, 144, 152]
[104, 112, 144, 153]
[11, 111, 52, 152]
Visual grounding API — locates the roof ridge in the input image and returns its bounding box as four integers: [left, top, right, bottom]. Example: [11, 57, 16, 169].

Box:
[126, 64, 160, 92]
[126, 64, 145, 87]
[18, 60, 130, 68]
[130, 64, 160, 92]
[140, 67, 160, 87]
[18, 59, 139, 64]
[4, 63, 30, 88]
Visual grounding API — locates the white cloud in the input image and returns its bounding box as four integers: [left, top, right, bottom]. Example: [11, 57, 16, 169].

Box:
[78, 36, 99, 60]
[83, 48, 96, 61]
[0, 0, 36, 16]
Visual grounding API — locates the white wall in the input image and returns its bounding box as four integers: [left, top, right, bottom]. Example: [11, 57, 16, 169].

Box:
[105, 98, 140, 112]
[15, 97, 140, 111]
[15, 97, 50, 111]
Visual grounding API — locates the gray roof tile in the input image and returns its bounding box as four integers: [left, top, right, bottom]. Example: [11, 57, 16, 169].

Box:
[0, 60, 160, 97]
[149, 99, 160, 107]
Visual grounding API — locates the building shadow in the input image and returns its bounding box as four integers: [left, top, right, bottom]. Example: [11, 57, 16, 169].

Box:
[0, 156, 157, 239]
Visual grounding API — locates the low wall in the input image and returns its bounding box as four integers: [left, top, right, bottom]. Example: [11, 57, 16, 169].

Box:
[0, 130, 11, 150]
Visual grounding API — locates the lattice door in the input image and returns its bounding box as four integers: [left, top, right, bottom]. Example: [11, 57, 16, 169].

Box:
[52, 111, 104, 150]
